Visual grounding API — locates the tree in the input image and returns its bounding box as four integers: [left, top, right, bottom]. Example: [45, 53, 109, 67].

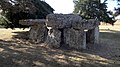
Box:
[73, 0, 115, 25]
[114, 0, 120, 17]
[0, 0, 54, 28]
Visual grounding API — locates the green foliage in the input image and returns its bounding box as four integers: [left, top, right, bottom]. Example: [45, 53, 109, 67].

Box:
[0, 0, 54, 28]
[73, 0, 115, 24]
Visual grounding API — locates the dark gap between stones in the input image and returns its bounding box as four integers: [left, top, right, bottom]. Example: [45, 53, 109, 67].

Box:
[58, 28, 69, 48]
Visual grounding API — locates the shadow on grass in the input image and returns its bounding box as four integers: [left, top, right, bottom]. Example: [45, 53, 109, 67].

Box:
[0, 31, 120, 67]
[100, 29, 120, 40]
[100, 32, 120, 41]
[100, 29, 120, 33]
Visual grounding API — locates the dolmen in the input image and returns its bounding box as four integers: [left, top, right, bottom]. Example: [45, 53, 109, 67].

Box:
[19, 19, 48, 43]
[19, 14, 100, 50]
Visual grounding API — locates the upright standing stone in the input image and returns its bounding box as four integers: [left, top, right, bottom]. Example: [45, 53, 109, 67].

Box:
[83, 32, 86, 49]
[64, 28, 85, 49]
[30, 20, 47, 43]
[94, 27, 99, 44]
[29, 25, 38, 41]
[45, 28, 61, 48]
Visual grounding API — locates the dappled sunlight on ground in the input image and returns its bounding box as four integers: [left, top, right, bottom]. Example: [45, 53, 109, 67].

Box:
[0, 38, 119, 67]
[0, 26, 120, 67]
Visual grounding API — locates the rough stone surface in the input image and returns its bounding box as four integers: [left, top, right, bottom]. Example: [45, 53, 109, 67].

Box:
[82, 19, 100, 29]
[72, 19, 100, 29]
[64, 28, 85, 49]
[46, 14, 82, 28]
[72, 19, 86, 29]
[20, 19, 47, 43]
[45, 29, 61, 48]
[94, 27, 99, 44]
[19, 19, 46, 26]
[29, 25, 47, 43]
[83, 32, 86, 49]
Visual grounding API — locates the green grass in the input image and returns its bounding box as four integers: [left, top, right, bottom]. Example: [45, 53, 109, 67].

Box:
[99, 24, 120, 43]
[100, 31, 120, 41]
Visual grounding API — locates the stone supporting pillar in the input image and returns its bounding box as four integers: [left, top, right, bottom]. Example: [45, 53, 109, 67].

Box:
[83, 32, 86, 49]
[29, 25, 38, 41]
[45, 28, 61, 48]
[94, 27, 99, 44]
[64, 28, 85, 49]
[29, 25, 48, 43]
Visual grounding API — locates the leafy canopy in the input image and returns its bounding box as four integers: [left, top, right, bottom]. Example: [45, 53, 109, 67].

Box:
[73, 0, 115, 24]
[0, 0, 54, 28]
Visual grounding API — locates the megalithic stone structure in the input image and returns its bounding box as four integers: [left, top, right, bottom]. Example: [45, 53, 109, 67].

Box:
[46, 14, 100, 49]
[19, 19, 48, 43]
[19, 14, 100, 50]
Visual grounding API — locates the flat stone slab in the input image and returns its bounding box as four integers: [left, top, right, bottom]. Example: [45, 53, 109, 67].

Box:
[46, 14, 82, 28]
[19, 19, 46, 26]
[46, 14, 100, 29]
[72, 19, 100, 29]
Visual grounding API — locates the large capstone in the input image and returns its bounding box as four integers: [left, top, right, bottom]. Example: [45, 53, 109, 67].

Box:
[46, 14, 82, 28]
[19, 19, 46, 26]
[82, 19, 100, 29]
[72, 19, 100, 30]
